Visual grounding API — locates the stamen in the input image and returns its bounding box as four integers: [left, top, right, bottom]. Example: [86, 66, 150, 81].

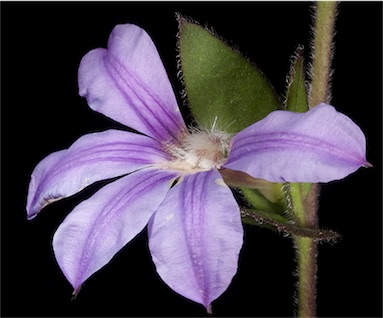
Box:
[162, 126, 231, 172]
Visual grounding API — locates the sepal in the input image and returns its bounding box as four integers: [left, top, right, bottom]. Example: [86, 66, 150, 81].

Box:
[220, 168, 283, 203]
[285, 46, 309, 113]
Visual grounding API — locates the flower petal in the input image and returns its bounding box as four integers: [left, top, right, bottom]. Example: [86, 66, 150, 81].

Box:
[53, 168, 178, 292]
[148, 170, 243, 311]
[78, 23, 186, 142]
[26, 130, 168, 219]
[224, 103, 369, 183]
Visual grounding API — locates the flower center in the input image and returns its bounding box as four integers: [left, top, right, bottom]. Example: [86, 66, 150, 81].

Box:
[163, 128, 231, 172]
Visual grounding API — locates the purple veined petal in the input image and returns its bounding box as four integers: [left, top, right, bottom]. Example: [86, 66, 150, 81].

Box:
[53, 168, 179, 292]
[78, 23, 187, 143]
[224, 103, 370, 183]
[26, 129, 169, 219]
[148, 170, 243, 312]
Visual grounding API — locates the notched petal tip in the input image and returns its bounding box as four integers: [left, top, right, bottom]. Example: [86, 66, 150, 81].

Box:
[27, 196, 64, 220]
[26, 213, 37, 221]
[71, 286, 82, 300]
[363, 161, 373, 168]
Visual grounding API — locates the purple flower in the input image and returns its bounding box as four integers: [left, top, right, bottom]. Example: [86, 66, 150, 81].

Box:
[26, 23, 368, 311]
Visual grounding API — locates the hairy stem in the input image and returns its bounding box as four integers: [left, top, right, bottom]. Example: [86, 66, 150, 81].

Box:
[309, 1, 338, 107]
[289, 183, 318, 317]
[295, 237, 318, 317]
[295, 2, 338, 317]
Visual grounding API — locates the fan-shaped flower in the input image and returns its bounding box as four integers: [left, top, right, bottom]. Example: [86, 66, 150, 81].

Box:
[26, 23, 369, 312]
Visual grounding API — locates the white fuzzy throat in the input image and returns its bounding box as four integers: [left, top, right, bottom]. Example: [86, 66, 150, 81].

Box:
[163, 128, 231, 172]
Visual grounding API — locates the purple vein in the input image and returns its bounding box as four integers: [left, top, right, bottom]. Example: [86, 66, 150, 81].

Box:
[104, 52, 182, 141]
[231, 132, 364, 164]
[75, 169, 172, 286]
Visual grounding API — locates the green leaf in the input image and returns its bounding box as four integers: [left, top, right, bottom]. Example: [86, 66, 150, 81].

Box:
[285, 46, 309, 113]
[178, 16, 280, 134]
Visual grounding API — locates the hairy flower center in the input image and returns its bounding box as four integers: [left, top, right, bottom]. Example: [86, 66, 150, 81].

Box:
[164, 129, 231, 172]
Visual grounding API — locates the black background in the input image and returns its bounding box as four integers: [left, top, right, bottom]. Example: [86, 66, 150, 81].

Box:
[1, 2, 382, 317]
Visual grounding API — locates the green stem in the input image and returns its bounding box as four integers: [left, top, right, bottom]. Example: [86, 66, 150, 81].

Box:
[309, 1, 338, 107]
[295, 236, 318, 317]
[295, 2, 338, 317]
[289, 183, 318, 318]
